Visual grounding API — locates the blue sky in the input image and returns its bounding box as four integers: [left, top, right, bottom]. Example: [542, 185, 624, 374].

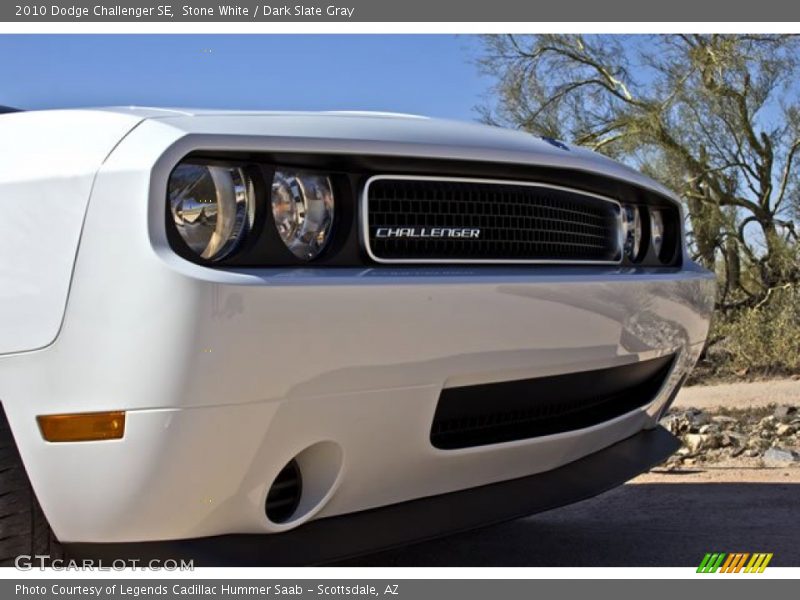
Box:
[0, 35, 488, 121]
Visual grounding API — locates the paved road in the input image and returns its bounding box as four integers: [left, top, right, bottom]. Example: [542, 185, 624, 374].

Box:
[339, 469, 800, 567]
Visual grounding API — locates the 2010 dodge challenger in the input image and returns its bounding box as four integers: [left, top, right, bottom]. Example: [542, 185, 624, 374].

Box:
[0, 107, 714, 565]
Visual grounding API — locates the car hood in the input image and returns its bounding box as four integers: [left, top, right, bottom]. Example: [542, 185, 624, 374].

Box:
[95, 107, 678, 200]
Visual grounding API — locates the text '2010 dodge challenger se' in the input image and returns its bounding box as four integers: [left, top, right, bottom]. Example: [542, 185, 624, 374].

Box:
[0, 107, 714, 565]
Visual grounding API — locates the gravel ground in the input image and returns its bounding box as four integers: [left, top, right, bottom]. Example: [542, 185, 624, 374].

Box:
[341, 379, 800, 567]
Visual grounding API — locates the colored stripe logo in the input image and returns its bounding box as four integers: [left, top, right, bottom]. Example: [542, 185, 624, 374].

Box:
[697, 553, 773, 573]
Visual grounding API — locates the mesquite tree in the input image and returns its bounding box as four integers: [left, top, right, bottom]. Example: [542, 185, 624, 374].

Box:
[478, 34, 800, 309]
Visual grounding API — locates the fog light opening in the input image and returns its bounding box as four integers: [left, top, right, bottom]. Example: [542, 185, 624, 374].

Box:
[265, 459, 303, 524]
[263, 441, 344, 529]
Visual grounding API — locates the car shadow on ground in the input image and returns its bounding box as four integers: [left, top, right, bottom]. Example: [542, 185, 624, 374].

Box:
[336, 482, 799, 566]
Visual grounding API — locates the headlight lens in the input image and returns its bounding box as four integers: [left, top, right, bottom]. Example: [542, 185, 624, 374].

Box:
[271, 170, 335, 260]
[650, 209, 665, 259]
[168, 162, 254, 261]
[622, 204, 643, 262]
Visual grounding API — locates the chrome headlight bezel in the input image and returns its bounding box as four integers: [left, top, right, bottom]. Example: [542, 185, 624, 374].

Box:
[650, 208, 665, 259]
[270, 170, 336, 261]
[167, 161, 257, 262]
[621, 203, 646, 263]
[165, 160, 338, 266]
[649, 206, 680, 264]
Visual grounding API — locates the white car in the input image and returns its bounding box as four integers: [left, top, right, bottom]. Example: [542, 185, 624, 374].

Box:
[0, 107, 714, 565]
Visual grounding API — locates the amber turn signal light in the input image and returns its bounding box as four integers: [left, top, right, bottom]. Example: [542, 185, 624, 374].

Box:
[37, 411, 125, 442]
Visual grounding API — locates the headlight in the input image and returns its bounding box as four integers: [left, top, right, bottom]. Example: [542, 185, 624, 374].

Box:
[168, 162, 255, 261]
[271, 170, 334, 260]
[650, 209, 665, 259]
[621, 204, 643, 262]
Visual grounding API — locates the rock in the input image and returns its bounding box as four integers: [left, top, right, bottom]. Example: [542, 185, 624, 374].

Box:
[661, 415, 682, 435]
[687, 410, 711, 430]
[759, 415, 777, 429]
[726, 432, 748, 446]
[684, 434, 706, 453]
[763, 447, 799, 466]
[666, 404, 800, 467]
[774, 406, 798, 422]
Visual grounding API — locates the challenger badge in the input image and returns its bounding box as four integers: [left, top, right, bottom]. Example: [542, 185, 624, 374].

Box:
[374, 227, 481, 239]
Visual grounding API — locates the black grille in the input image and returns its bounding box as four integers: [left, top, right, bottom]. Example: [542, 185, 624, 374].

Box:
[366, 178, 621, 262]
[431, 355, 675, 449]
[265, 460, 303, 523]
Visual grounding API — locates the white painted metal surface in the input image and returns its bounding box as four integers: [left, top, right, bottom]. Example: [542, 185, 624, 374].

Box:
[0, 109, 143, 354]
[0, 108, 715, 544]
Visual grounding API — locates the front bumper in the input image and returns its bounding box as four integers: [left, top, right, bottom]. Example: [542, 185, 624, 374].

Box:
[0, 258, 714, 546]
[65, 425, 681, 565]
[0, 120, 715, 558]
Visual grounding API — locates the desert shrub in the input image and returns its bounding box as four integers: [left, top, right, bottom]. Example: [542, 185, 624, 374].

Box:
[698, 284, 800, 381]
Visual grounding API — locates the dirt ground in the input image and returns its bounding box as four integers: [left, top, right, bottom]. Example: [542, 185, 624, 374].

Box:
[639, 465, 800, 483]
[675, 378, 800, 411]
[341, 380, 800, 567]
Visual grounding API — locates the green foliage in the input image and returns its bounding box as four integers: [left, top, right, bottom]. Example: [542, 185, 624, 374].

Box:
[477, 35, 800, 381]
[477, 34, 800, 308]
[697, 284, 800, 381]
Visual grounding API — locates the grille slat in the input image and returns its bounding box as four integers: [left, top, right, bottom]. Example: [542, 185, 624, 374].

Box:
[365, 177, 622, 263]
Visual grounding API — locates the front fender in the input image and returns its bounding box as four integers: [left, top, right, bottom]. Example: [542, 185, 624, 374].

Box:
[0, 109, 143, 355]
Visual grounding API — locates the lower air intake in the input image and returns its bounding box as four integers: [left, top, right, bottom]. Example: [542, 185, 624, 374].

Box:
[431, 355, 675, 449]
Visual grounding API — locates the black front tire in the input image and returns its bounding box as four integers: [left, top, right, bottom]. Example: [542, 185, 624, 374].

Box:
[0, 407, 62, 566]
